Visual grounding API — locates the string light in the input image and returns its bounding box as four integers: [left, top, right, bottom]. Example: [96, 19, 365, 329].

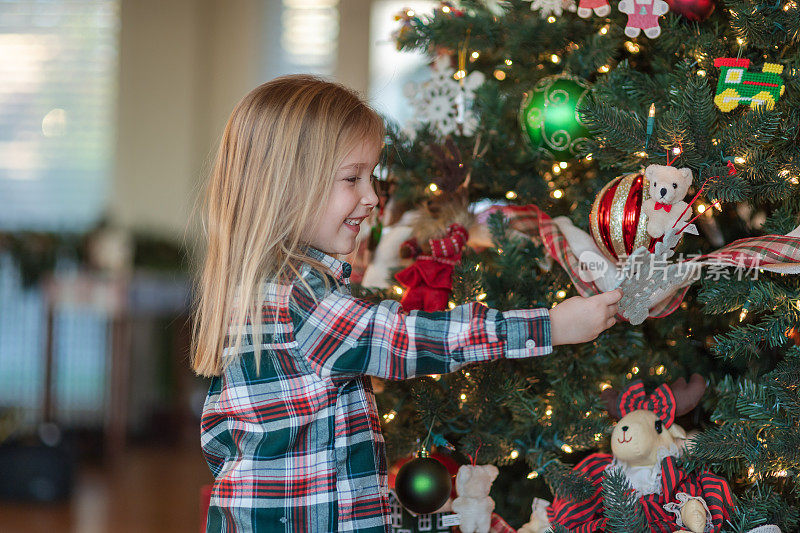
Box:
[585, 153, 593, 161]
[739, 307, 749, 322]
[598, 65, 610, 73]
[552, 164, 562, 174]
[561, 444, 573, 453]
[585, 411, 591, 417]
[775, 469, 788, 477]
[697, 69, 706, 77]
[448, 302, 456, 310]
[406, 9, 415, 16]
[454, 70, 466, 80]
[464, 372, 470, 377]
[556, 290, 567, 299]
[600, 382, 611, 391]
[442, 4, 451, 13]
[506, 190, 517, 199]
[431, 374, 441, 380]
[460, 393, 467, 401]
[547, 15, 556, 23]
[428, 183, 438, 192]
[476, 293, 487, 301]
[494, 69, 506, 80]
[471, 51, 480, 59]
[631, 366, 640, 375]
[509, 449, 519, 459]
[527, 470, 539, 479]
[545, 406, 553, 416]
[552, 189, 564, 199]
[784, 1, 797, 10]
[599, 25, 609, 35]
[393, 286, 404, 295]
[656, 365, 665, 375]
[550, 54, 561, 64]
[635, 151, 648, 158]
[672, 146, 682, 155]
[697, 203, 707, 214]
[624, 41, 640, 53]
[737, 37, 747, 46]
[594, 433, 603, 441]
[504, 59, 513, 66]
[735, 156, 746, 164]
[383, 410, 396, 421]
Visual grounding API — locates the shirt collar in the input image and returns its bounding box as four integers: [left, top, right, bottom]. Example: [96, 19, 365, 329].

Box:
[302, 246, 352, 284]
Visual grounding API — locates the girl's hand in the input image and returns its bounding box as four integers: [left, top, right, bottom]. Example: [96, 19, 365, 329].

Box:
[548, 289, 622, 346]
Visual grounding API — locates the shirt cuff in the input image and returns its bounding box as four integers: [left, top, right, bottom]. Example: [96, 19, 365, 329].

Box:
[501, 308, 553, 358]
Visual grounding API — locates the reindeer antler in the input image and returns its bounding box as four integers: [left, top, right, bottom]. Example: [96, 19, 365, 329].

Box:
[428, 137, 467, 193]
[671, 373, 706, 417]
[601, 387, 622, 420]
[600, 374, 707, 420]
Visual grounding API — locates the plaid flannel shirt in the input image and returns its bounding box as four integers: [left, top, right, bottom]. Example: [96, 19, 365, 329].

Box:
[201, 247, 552, 532]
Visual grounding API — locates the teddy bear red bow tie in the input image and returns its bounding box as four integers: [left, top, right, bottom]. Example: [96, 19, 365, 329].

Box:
[654, 202, 673, 213]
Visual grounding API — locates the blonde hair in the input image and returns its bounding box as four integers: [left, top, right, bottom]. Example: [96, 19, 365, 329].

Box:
[192, 75, 384, 377]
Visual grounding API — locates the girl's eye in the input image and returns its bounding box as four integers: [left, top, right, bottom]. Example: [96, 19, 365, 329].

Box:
[346, 176, 359, 184]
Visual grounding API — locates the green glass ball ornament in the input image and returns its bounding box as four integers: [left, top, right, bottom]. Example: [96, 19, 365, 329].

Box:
[394, 455, 452, 514]
[519, 75, 592, 162]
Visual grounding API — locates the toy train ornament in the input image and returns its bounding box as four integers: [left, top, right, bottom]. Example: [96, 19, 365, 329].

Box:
[713, 57, 785, 112]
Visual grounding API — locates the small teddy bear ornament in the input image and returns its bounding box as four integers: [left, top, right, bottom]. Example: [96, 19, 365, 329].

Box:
[451, 464, 498, 533]
[642, 164, 697, 239]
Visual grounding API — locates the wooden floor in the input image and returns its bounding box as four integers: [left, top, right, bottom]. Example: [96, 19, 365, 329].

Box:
[0, 444, 214, 533]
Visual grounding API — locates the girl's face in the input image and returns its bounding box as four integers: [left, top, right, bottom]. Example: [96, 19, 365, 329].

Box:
[305, 140, 380, 256]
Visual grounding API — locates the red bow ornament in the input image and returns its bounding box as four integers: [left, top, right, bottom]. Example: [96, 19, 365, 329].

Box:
[654, 202, 673, 213]
[394, 224, 469, 312]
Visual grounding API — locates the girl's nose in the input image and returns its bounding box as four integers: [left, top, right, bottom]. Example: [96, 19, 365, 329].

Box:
[362, 185, 379, 209]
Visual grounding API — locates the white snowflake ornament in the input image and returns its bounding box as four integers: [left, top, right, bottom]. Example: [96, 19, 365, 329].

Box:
[479, 0, 509, 16]
[403, 55, 485, 139]
[525, 0, 577, 18]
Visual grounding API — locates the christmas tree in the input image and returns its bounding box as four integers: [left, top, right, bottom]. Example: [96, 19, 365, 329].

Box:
[359, 0, 800, 531]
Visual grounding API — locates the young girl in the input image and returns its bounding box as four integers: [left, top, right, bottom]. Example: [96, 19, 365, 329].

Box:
[193, 75, 622, 532]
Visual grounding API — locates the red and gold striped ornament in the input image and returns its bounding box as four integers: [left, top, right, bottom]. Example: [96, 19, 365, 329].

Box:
[589, 172, 656, 263]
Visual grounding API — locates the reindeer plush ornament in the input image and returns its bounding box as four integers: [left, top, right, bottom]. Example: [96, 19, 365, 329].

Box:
[394, 138, 474, 312]
[527, 375, 736, 533]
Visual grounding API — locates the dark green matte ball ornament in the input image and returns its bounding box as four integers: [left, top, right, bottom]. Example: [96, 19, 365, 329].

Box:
[395, 456, 452, 514]
[519, 75, 591, 162]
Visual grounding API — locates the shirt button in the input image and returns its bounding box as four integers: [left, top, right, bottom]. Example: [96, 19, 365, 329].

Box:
[280, 517, 287, 524]
[525, 339, 536, 348]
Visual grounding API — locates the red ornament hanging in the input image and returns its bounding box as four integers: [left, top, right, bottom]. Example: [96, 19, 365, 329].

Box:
[666, 0, 715, 21]
[589, 172, 657, 263]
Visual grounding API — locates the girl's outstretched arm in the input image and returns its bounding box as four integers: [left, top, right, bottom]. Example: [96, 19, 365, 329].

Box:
[290, 273, 552, 382]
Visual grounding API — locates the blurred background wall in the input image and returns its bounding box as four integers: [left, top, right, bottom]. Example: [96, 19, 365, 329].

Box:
[0, 1, 432, 531]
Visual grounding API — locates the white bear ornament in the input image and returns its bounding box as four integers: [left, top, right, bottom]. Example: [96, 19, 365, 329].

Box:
[642, 164, 695, 239]
[451, 464, 498, 533]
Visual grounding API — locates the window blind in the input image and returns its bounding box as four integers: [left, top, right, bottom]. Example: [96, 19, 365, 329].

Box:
[0, 0, 119, 231]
